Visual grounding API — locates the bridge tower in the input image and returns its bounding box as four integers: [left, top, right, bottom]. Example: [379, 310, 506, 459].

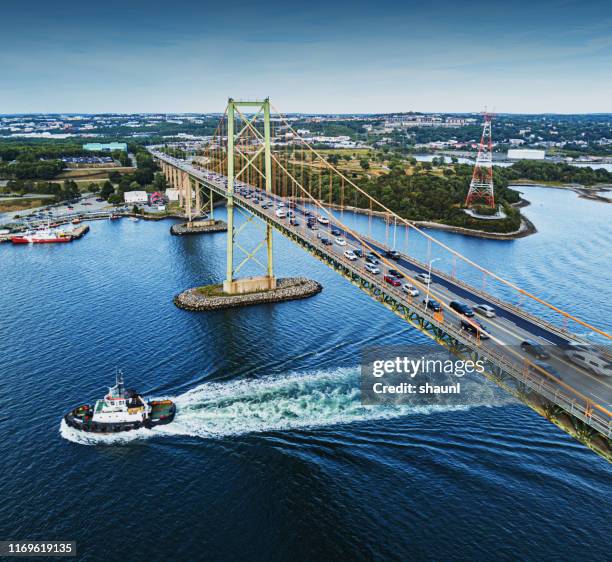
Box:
[223, 98, 276, 294]
[465, 113, 495, 208]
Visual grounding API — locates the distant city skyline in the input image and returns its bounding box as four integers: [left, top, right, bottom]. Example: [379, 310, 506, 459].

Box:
[1, 0, 611, 114]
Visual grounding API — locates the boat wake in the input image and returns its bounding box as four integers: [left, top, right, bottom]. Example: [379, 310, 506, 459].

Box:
[60, 366, 511, 446]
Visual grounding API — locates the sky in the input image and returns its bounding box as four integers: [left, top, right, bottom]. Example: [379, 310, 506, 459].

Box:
[0, 0, 611, 114]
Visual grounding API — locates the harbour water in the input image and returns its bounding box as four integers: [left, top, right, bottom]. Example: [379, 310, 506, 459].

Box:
[0, 185, 610, 560]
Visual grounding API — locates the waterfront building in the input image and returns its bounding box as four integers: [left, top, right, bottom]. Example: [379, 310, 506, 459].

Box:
[124, 191, 148, 204]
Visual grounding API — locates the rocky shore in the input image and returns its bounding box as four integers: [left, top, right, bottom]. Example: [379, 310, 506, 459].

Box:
[170, 219, 228, 235]
[174, 277, 322, 311]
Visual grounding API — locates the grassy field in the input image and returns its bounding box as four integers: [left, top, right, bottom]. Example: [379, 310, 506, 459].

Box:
[0, 197, 50, 212]
[57, 166, 135, 181]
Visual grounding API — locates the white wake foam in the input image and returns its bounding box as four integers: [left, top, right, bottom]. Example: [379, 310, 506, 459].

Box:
[60, 366, 508, 446]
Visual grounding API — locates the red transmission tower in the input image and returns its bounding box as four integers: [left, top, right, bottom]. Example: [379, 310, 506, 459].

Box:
[465, 113, 495, 208]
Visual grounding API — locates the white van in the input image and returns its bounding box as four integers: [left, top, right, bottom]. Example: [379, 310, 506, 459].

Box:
[566, 347, 612, 377]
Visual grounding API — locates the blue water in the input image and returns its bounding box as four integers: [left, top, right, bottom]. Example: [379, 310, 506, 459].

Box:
[0, 186, 610, 561]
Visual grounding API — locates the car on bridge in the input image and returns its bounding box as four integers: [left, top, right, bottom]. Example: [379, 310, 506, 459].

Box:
[364, 263, 380, 274]
[290, 219, 300, 226]
[385, 249, 401, 260]
[384, 275, 402, 287]
[473, 304, 496, 318]
[460, 319, 490, 339]
[402, 284, 419, 297]
[564, 346, 612, 377]
[321, 237, 333, 246]
[415, 273, 431, 284]
[388, 268, 404, 279]
[529, 360, 561, 379]
[331, 228, 342, 236]
[353, 249, 364, 258]
[450, 301, 475, 317]
[520, 340, 551, 360]
[275, 209, 287, 219]
[365, 256, 379, 265]
[423, 298, 441, 312]
[344, 250, 358, 261]
[335, 237, 347, 246]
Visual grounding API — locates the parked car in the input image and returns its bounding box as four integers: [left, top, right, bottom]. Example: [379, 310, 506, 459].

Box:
[473, 304, 496, 318]
[344, 250, 358, 261]
[520, 340, 550, 360]
[384, 275, 402, 287]
[450, 301, 474, 317]
[364, 262, 380, 274]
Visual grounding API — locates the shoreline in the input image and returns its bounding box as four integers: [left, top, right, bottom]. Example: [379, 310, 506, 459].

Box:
[512, 180, 612, 203]
[298, 199, 536, 240]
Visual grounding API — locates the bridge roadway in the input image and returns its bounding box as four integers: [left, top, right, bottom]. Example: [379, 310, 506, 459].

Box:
[151, 150, 611, 437]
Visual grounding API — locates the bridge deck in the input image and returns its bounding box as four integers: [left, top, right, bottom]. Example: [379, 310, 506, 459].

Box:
[152, 150, 611, 439]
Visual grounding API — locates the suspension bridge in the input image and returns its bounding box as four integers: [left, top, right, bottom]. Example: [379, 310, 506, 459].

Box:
[150, 98, 611, 458]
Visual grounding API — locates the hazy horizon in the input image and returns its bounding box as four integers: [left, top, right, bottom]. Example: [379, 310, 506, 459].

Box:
[1, 0, 611, 114]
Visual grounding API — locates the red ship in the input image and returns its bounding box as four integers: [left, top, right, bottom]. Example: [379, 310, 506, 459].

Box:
[11, 227, 73, 244]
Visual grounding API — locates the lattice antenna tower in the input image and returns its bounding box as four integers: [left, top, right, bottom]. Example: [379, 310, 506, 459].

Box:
[465, 112, 495, 208]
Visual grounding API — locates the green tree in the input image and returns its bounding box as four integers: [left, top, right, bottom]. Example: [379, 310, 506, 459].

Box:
[100, 181, 114, 200]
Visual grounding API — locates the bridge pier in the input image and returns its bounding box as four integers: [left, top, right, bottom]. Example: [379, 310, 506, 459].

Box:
[170, 98, 320, 308]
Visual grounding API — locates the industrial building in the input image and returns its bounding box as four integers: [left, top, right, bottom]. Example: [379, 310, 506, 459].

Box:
[507, 149, 546, 160]
[165, 189, 180, 201]
[83, 142, 128, 152]
[123, 191, 148, 204]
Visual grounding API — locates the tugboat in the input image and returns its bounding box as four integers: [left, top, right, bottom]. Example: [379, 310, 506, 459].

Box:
[64, 372, 176, 434]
